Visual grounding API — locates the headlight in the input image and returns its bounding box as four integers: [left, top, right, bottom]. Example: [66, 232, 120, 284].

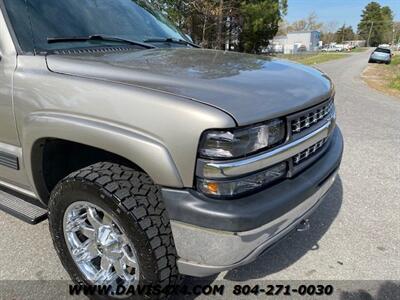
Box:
[197, 162, 287, 198]
[198, 119, 285, 159]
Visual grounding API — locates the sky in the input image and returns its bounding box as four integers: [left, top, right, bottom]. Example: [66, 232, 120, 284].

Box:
[286, 0, 400, 30]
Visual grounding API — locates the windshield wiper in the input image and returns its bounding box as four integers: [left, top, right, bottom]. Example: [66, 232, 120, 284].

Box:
[47, 34, 156, 49]
[144, 38, 200, 48]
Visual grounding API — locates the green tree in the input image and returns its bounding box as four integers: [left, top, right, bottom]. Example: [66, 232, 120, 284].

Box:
[152, 0, 287, 53]
[150, 0, 191, 28]
[394, 21, 400, 44]
[151, 0, 218, 47]
[335, 25, 355, 43]
[381, 6, 394, 43]
[357, 2, 394, 46]
[239, 0, 287, 53]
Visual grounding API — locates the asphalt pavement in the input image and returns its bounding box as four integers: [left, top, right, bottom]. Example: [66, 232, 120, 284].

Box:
[0, 50, 399, 299]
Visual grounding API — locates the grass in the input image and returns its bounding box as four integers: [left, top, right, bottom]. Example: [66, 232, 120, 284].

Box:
[388, 53, 400, 91]
[388, 55, 400, 91]
[275, 52, 351, 65]
[390, 54, 400, 66]
[389, 75, 400, 90]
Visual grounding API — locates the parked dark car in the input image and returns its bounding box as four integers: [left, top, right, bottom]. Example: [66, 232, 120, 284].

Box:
[369, 47, 392, 64]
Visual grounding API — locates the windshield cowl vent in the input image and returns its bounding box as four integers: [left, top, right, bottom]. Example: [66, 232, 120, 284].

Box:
[53, 46, 137, 55]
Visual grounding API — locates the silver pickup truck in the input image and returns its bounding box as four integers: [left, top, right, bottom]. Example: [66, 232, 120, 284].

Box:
[0, 0, 343, 295]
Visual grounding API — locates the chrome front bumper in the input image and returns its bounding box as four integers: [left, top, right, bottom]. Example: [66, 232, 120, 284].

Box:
[172, 171, 338, 277]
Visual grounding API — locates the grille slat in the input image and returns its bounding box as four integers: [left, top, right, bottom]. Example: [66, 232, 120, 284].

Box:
[293, 138, 328, 165]
[287, 99, 335, 168]
[291, 101, 334, 134]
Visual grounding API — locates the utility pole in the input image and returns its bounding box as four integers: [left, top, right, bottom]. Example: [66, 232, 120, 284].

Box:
[342, 23, 346, 43]
[392, 24, 395, 45]
[367, 21, 374, 47]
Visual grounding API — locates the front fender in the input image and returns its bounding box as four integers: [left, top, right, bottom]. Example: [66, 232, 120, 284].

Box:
[22, 112, 184, 197]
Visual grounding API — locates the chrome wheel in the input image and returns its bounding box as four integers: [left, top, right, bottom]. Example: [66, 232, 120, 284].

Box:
[63, 201, 139, 289]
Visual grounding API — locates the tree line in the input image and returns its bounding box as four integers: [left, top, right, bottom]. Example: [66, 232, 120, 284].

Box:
[151, 0, 398, 52]
[151, 0, 287, 53]
[277, 2, 397, 47]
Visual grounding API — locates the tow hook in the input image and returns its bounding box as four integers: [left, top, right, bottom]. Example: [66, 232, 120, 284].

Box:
[297, 219, 310, 232]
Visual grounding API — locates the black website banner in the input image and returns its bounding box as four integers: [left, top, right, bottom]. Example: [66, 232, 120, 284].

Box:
[0, 280, 399, 300]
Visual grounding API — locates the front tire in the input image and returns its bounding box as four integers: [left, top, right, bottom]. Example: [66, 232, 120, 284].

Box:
[48, 162, 179, 299]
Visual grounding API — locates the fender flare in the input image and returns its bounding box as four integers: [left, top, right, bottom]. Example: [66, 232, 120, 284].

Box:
[22, 112, 184, 199]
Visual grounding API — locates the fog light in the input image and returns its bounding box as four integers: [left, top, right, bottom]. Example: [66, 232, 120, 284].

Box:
[197, 162, 287, 198]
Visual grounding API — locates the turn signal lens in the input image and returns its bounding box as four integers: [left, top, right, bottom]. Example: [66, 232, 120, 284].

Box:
[197, 162, 287, 198]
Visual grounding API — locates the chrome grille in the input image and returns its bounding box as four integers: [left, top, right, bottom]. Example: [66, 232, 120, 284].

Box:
[291, 101, 334, 134]
[293, 138, 328, 165]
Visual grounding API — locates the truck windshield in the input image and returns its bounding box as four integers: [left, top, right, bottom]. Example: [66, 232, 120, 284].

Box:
[4, 0, 189, 53]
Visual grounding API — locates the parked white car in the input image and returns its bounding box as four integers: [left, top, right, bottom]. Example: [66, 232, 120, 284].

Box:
[335, 44, 346, 52]
[321, 46, 342, 52]
[378, 44, 391, 49]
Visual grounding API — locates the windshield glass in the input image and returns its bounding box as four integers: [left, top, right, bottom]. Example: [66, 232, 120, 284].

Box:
[375, 48, 391, 54]
[4, 0, 188, 53]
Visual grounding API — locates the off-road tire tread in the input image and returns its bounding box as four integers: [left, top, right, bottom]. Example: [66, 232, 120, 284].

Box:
[49, 162, 179, 292]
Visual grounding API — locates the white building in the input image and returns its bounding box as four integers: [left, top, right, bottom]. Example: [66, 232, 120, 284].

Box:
[270, 31, 321, 54]
[343, 40, 366, 47]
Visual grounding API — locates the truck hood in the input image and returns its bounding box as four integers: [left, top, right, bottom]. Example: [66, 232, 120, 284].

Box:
[46, 48, 333, 126]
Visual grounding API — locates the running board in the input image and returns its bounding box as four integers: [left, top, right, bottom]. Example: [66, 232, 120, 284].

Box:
[0, 189, 47, 224]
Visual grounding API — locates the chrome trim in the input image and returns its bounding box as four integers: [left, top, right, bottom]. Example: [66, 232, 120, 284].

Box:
[293, 137, 328, 164]
[0, 142, 21, 169]
[174, 171, 338, 277]
[197, 120, 333, 179]
[0, 142, 22, 156]
[0, 151, 19, 170]
[290, 100, 334, 135]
